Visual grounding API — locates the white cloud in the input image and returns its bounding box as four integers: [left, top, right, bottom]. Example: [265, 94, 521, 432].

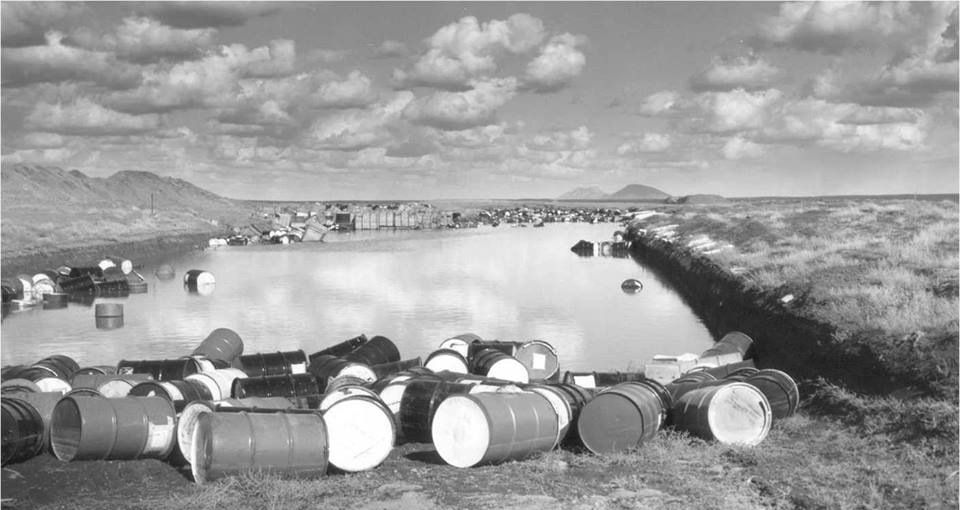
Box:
[637, 90, 687, 117]
[240, 39, 296, 78]
[1, 2, 85, 47]
[303, 91, 414, 150]
[1, 31, 141, 89]
[689, 54, 782, 92]
[139, 2, 280, 29]
[527, 126, 593, 151]
[373, 40, 408, 58]
[436, 123, 512, 148]
[18, 132, 66, 149]
[25, 98, 161, 136]
[74, 16, 217, 63]
[394, 13, 545, 89]
[523, 33, 587, 92]
[722, 136, 764, 159]
[312, 71, 378, 109]
[617, 133, 672, 155]
[403, 78, 518, 130]
[692, 88, 783, 133]
[838, 106, 924, 125]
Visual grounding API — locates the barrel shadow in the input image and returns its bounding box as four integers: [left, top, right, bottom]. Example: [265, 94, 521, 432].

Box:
[404, 448, 446, 466]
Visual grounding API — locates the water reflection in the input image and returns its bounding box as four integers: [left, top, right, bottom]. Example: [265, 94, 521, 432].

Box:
[1, 224, 714, 371]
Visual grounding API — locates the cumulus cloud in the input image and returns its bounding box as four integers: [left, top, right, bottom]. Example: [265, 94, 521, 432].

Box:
[523, 33, 587, 92]
[637, 90, 687, 117]
[138, 2, 280, 29]
[436, 123, 512, 149]
[16, 132, 66, 149]
[1, 2, 85, 48]
[527, 126, 593, 151]
[312, 71, 378, 109]
[722, 136, 764, 159]
[838, 106, 924, 125]
[689, 53, 782, 92]
[1, 31, 141, 89]
[752, 1, 917, 54]
[616, 133, 672, 155]
[691, 88, 783, 133]
[373, 40, 409, 59]
[307, 48, 348, 64]
[303, 91, 414, 150]
[240, 39, 297, 78]
[394, 13, 545, 89]
[73, 16, 218, 63]
[25, 98, 161, 136]
[403, 78, 518, 130]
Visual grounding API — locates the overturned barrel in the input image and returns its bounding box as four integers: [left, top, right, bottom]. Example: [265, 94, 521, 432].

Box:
[438, 333, 482, 357]
[670, 382, 772, 446]
[370, 358, 423, 380]
[128, 380, 214, 412]
[184, 270, 215, 295]
[32, 355, 80, 381]
[743, 369, 799, 420]
[237, 350, 308, 377]
[191, 410, 328, 484]
[50, 396, 177, 461]
[309, 335, 368, 361]
[432, 391, 559, 468]
[398, 379, 474, 443]
[3, 391, 64, 451]
[424, 349, 469, 374]
[177, 398, 302, 465]
[185, 369, 248, 401]
[192, 328, 244, 366]
[2, 366, 71, 394]
[118, 358, 204, 381]
[72, 366, 117, 377]
[699, 331, 753, 365]
[577, 381, 670, 454]
[469, 348, 529, 383]
[561, 371, 647, 390]
[322, 395, 395, 472]
[231, 373, 322, 406]
[308, 355, 376, 392]
[513, 340, 560, 381]
[71, 374, 153, 398]
[1, 397, 46, 465]
[343, 336, 400, 366]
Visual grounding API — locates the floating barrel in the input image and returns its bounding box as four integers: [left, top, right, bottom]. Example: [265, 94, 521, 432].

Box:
[620, 279, 643, 294]
[561, 371, 647, 390]
[514, 340, 560, 381]
[94, 303, 124, 329]
[177, 398, 302, 465]
[469, 348, 529, 383]
[118, 358, 203, 381]
[309, 335, 368, 361]
[322, 395, 395, 472]
[126, 273, 148, 293]
[1, 397, 45, 465]
[370, 358, 422, 379]
[743, 369, 799, 420]
[71, 374, 153, 398]
[231, 373, 322, 405]
[424, 349, 469, 374]
[185, 369, 248, 401]
[343, 336, 400, 366]
[437, 333, 482, 357]
[13, 275, 33, 301]
[128, 380, 213, 412]
[42, 292, 69, 309]
[58, 274, 98, 294]
[105, 256, 133, 275]
[32, 355, 80, 381]
[701, 331, 753, 359]
[183, 269, 215, 292]
[191, 410, 328, 484]
[577, 381, 669, 454]
[73, 365, 118, 377]
[3, 391, 64, 450]
[670, 382, 772, 446]
[155, 264, 175, 280]
[191, 328, 244, 367]
[398, 379, 474, 443]
[237, 350, 308, 377]
[308, 355, 376, 391]
[432, 391, 559, 468]
[1, 280, 17, 303]
[51, 396, 177, 461]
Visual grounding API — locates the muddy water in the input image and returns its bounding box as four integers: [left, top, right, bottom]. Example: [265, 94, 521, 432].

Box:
[1, 224, 713, 371]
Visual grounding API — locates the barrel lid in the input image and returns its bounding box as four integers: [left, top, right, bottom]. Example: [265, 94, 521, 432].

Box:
[514, 341, 559, 381]
[431, 394, 491, 468]
[323, 397, 395, 472]
[424, 350, 469, 374]
[704, 383, 772, 446]
[485, 358, 529, 384]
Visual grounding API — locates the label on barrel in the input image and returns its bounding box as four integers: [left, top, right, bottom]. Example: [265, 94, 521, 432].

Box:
[532, 353, 547, 370]
[573, 375, 596, 389]
[145, 416, 175, 453]
[290, 363, 307, 375]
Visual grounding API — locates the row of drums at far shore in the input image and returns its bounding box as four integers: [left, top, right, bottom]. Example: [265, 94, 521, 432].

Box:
[1, 329, 800, 483]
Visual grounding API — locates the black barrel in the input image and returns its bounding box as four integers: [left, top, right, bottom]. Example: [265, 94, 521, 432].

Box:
[466, 341, 516, 359]
[694, 360, 757, 380]
[309, 335, 368, 361]
[343, 336, 400, 366]
[117, 358, 203, 381]
[1, 397, 45, 465]
[370, 358, 423, 380]
[307, 355, 376, 392]
[561, 371, 648, 390]
[469, 348, 529, 383]
[191, 328, 244, 366]
[547, 383, 596, 446]
[128, 380, 214, 412]
[72, 366, 118, 377]
[398, 379, 474, 443]
[231, 374, 322, 405]
[237, 350, 308, 377]
[32, 355, 80, 381]
[701, 331, 753, 359]
[743, 369, 799, 420]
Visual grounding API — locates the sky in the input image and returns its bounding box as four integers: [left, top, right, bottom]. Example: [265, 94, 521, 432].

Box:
[1, 1, 957, 200]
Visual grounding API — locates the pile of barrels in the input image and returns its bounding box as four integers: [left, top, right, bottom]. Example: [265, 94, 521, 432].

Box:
[1, 329, 799, 484]
[1, 257, 148, 311]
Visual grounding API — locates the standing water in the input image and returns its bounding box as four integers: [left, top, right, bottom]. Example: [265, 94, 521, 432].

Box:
[1, 224, 713, 371]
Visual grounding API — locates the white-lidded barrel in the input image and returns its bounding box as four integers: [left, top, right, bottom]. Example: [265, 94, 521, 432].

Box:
[177, 397, 299, 465]
[670, 382, 772, 446]
[469, 348, 529, 383]
[513, 340, 559, 381]
[184, 270, 215, 295]
[424, 349, 469, 374]
[432, 391, 558, 468]
[185, 368, 248, 401]
[322, 395, 395, 472]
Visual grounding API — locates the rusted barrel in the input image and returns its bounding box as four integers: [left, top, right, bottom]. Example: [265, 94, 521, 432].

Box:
[118, 358, 203, 381]
[561, 371, 647, 390]
[71, 374, 153, 398]
[128, 380, 214, 412]
[185, 368, 248, 401]
[577, 381, 669, 454]
[322, 395, 395, 472]
[94, 303, 124, 329]
[231, 374, 322, 406]
[469, 348, 528, 383]
[343, 336, 400, 366]
[309, 335, 368, 361]
[308, 355, 376, 392]
[178, 398, 302, 464]
[1, 397, 46, 465]
[191, 328, 244, 366]
[237, 350, 308, 377]
[670, 382, 772, 446]
[438, 333, 482, 357]
[50, 396, 177, 461]
[370, 358, 422, 379]
[432, 391, 559, 468]
[190, 410, 328, 484]
[424, 349, 469, 374]
[514, 340, 560, 381]
[398, 379, 475, 443]
[743, 369, 799, 419]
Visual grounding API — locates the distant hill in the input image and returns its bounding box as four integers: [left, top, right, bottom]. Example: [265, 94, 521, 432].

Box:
[608, 184, 670, 200]
[557, 186, 609, 200]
